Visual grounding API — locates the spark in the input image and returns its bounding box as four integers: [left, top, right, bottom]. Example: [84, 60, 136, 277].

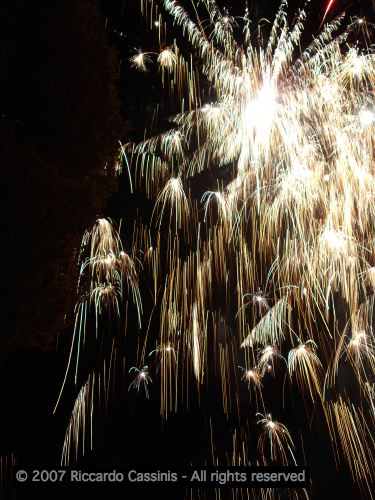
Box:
[61, 375, 95, 466]
[257, 413, 296, 466]
[151, 176, 190, 234]
[288, 341, 323, 402]
[325, 397, 374, 493]
[128, 366, 153, 399]
[130, 51, 152, 71]
[149, 342, 177, 363]
[157, 48, 177, 70]
[258, 346, 285, 376]
[238, 366, 262, 389]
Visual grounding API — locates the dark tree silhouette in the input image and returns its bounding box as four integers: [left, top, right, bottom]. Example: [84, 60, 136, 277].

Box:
[0, 0, 124, 358]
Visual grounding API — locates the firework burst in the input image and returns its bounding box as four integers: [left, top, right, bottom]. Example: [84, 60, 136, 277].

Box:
[57, 1, 375, 498]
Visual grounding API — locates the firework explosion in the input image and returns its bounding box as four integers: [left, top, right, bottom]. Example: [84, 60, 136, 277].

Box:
[56, 1, 374, 498]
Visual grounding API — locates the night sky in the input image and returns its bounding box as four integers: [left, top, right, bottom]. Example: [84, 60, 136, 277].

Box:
[1, 1, 374, 500]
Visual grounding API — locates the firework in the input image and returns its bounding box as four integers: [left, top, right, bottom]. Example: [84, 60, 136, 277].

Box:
[157, 47, 177, 70]
[287, 341, 323, 403]
[58, 1, 375, 498]
[257, 345, 285, 377]
[128, 365, 153, 399]
[257, 413, 296, 466]
[62, 375, 95, 466]
[322, 1, 336, 26]
[238, 366, 262, 389]
[130, 51, 152, 71]
[151, 176, 190, 234]
[325, 396, 375, 496]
